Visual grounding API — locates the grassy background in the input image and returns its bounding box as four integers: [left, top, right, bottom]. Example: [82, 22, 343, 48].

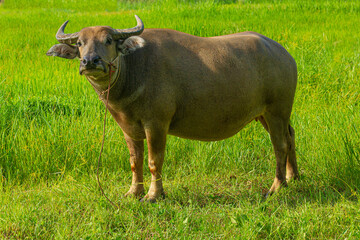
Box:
[0, 0, 359, 238]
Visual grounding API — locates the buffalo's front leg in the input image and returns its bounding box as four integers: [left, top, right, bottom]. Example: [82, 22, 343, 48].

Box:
[141, 124, 167, 202]
[124, 133, 145, 198]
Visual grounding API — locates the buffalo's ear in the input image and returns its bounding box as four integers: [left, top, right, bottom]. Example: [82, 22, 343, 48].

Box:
[118, 36, 146, 55]
[46, 43, 79, 59]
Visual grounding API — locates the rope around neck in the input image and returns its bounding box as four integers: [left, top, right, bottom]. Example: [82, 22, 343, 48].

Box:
[96, 62, 119, 209]
[99, 58, 119, 97]
[83, 56, 119, 99]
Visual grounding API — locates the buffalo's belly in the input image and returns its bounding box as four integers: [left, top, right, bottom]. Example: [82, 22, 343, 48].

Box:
[168, 106, 263, 141]
[168, 121, 248, 141]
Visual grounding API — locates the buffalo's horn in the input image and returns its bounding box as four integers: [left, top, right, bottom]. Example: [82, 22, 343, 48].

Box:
[56, 20, 79, 45]
[113, 15, 144, 40]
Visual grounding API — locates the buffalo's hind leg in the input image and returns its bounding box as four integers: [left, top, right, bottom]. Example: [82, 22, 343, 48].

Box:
[257, 116, 299, 182]
[124, 133, 145, 198]
[263, 113, 291, 196]
[286, 125, 299, 181]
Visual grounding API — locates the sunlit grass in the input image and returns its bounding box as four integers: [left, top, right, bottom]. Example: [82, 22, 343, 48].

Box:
[0, 0, 359, 238]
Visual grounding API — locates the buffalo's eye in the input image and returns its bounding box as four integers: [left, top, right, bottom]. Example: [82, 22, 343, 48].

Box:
[106, 37, 112, 45]
[76, 41, 82, 47]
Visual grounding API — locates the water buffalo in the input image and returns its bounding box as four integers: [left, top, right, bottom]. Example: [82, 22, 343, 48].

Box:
[47, 15, 298, 202]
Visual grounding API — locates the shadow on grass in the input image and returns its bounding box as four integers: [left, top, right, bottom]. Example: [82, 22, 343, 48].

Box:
[165, 172, 359, 209]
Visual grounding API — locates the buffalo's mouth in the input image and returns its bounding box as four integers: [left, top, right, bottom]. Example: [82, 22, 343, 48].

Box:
[79, 62, 107, 76]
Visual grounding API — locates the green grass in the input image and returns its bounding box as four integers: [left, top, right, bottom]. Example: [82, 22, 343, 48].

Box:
[1, 0, 359, 238]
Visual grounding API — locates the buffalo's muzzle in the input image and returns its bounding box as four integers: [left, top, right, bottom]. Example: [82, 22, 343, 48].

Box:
[80, 55, 105, 75]
[82, 55, 101, 67]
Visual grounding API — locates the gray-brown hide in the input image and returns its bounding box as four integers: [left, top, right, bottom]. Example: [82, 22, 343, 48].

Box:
[47, 16, 299, 202]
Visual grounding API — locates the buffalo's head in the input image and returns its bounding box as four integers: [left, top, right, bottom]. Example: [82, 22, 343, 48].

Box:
[47, 16, 145, 78]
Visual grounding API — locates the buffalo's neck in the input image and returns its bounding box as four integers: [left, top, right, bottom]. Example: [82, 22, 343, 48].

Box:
[117, 52, 146, 99]
[98, 49, 147, 110]
[86, 74, 114, 96]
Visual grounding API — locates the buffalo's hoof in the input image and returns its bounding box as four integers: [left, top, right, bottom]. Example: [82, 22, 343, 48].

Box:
[124, 186, 145, 199]
[264, 191, 273, 199]
[140, 192, 165, 203]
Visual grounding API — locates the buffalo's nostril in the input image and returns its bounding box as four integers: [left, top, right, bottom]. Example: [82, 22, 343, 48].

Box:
[93, 56, 101, 64]
[82, 56, 100, 66]
[82, 57, 89, 65]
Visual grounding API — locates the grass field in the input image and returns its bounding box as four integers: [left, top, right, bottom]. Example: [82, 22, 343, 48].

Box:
[1, 0, 359, 238]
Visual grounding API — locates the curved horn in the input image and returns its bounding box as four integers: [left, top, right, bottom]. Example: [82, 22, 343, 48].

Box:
[113, 15, 144, 40]
[56, 20, 79, 44]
